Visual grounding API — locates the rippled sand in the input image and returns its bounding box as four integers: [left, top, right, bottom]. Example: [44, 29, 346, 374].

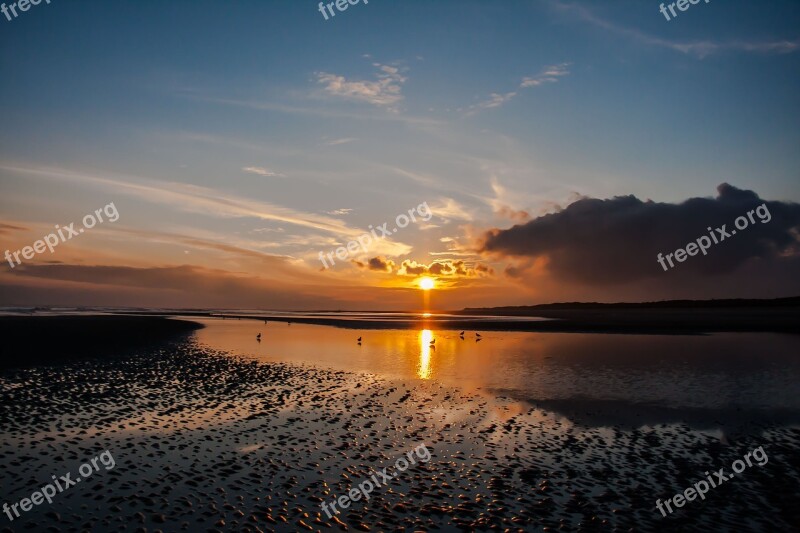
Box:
[1, 339, 798, 532]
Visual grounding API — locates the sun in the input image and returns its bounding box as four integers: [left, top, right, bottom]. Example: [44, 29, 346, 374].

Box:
[419, 277, 435, 290]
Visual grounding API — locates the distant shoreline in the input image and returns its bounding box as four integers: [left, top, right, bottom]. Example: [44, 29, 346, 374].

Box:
[120, 304, 799, 335]
[198, 309, 799, 335]
[460, 295, 800, 312]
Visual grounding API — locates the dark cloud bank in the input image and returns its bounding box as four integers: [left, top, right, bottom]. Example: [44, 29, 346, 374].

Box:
[481, 184, 800, 291]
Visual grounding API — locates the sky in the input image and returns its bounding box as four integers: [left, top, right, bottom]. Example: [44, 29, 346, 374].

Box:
[1, 0, 799, 310]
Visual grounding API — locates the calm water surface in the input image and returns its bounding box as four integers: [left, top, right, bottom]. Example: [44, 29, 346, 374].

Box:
[191, 317, 800, 430]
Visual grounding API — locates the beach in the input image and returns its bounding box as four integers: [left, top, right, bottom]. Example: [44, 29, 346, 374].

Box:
[1, 315, 799, 531]
[3, 1, 800, 531]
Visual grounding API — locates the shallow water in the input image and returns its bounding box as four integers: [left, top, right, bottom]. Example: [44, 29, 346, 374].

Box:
[193, 317, 800, 432]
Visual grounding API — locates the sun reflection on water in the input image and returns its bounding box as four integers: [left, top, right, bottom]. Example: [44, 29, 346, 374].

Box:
[418, 329, 433, 379]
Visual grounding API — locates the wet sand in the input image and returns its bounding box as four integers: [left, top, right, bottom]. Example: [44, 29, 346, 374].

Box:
[0, 316, 202, 369]
[1, 318, 798, 531]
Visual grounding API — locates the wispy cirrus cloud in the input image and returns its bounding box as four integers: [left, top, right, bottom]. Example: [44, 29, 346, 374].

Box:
[0, 163, 420, 264]
[467, 63, 571, 114]
[474, 91, 518, 111]
[325, 208, 353, 216]
[323, 137, 357, 146]
[520, 63, 571, 87]
[242, 166, 286, 178]
[429, 197, 474, 223]
[316, 63, 407, 108]
[184, 94, 442, 125]
[0, 163, 359, 237]
[549, 1, 799, 59]
[486, 176, 531, 222]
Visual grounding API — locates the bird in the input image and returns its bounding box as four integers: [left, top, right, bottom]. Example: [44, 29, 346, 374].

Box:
[459, 331, 464, 336]
[256, 333, 262, 341]
[429, 338, 436, 344]
[357, 336, 362, 342]
[475, 332, 482, 338]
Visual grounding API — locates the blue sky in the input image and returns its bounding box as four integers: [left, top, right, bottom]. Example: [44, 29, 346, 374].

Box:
[1, 0, 799, 308]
